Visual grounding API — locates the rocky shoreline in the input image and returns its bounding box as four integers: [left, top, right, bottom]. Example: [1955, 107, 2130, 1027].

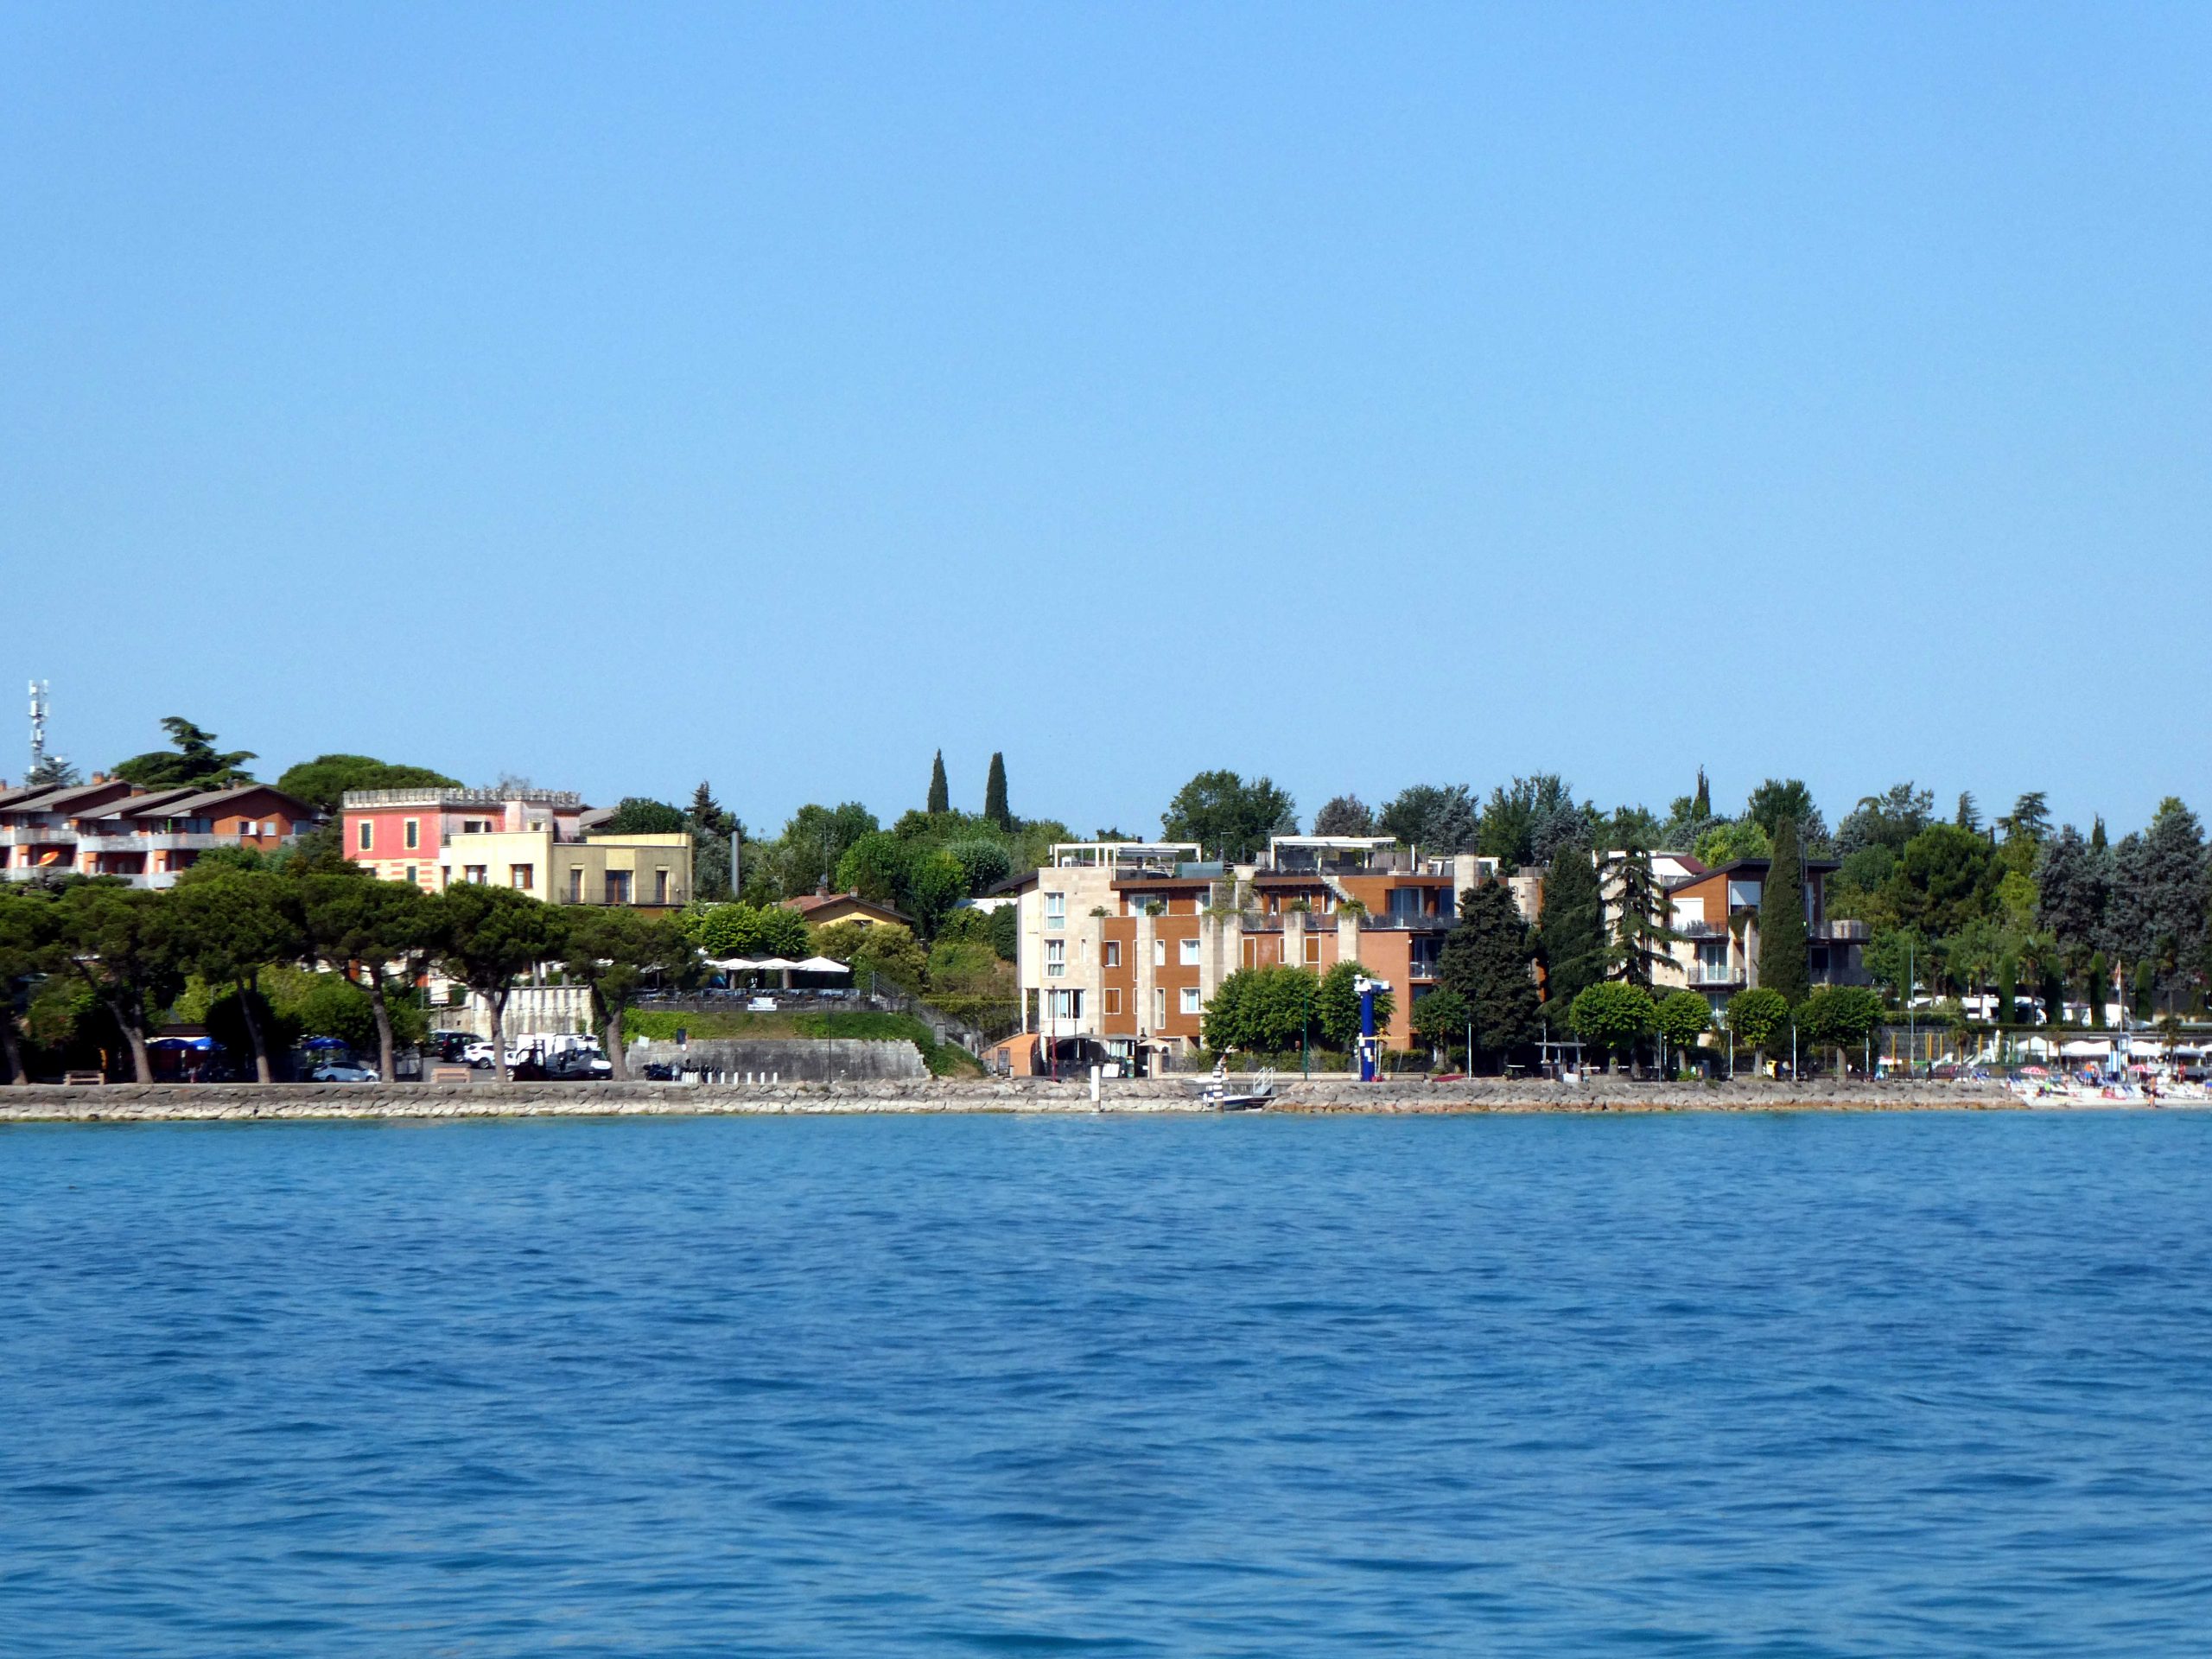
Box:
[0, 1076, 2052, 1122]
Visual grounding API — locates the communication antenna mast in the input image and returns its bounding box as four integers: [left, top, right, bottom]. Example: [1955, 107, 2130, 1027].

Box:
[29, 679, 50, 773]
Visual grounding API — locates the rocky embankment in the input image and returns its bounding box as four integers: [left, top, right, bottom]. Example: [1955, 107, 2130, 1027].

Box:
[0, 1075, 2026, 1122]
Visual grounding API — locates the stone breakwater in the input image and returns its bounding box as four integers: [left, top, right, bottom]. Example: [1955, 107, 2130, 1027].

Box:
[0, 1077, 2033, 1122]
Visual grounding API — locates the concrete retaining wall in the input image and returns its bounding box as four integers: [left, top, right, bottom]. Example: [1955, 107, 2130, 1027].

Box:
[624, 1038, 927, 1083]
[0, 1076, 2025, 1123]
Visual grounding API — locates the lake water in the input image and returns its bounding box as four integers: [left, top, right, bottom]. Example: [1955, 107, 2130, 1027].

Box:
[3, 1110, 2209, 1656]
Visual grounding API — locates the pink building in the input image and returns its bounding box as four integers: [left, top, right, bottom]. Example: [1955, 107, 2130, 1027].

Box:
[341, 787, 584, 887]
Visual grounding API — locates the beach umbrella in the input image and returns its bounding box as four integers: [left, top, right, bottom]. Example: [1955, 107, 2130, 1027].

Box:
[794, 957, 851, 976]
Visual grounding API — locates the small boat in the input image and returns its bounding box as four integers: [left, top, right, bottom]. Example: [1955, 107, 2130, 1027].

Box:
[1189, 1062, 1277, 1111]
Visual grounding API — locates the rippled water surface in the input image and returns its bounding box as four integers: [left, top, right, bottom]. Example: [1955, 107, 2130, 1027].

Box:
[3, 1111, 2210, 1655]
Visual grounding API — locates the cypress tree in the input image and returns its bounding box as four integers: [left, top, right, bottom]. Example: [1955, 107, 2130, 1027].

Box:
[1692, 767, 1711, 820]
[2087, 950, 2108, 1027]
[927, 750, 950, 815]
[1438, 882, 1541, 1070]
[1535, 844, 1606, 1019]
[1995, 954, 2017, 1028]
[984, 753, 1010, 830]
[1757, 816, 1811, 1005]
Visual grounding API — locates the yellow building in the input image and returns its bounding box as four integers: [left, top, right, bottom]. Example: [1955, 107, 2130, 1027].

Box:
[438, 829, 692, 909]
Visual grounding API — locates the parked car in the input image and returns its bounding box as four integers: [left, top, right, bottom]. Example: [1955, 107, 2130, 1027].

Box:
[308, 1062, 379, 1084]
[548, 1050, 613, 1080]
[462, 1040, 499, 1069]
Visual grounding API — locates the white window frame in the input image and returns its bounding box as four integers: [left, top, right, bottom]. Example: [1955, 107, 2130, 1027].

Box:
[1179, 937, 1200, 966]
[1179, 987, 1201, 1016]
[1045, 891, 1066, 930]
[357, 820, 373, 852]
[1046, 939, 1065, 978]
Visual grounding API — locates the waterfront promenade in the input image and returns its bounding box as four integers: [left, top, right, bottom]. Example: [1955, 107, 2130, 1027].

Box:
[0, 1076, 2032, 1122]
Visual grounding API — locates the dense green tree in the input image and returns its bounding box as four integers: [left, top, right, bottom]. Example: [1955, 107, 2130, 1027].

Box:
[292, 871, 441, 1080]
[1377, 784, 1478, 853]
[111, 717, 257, 789]
[987, 903, 1018, 963]
[686, 781, 741, 902]
[1437, 881, 1541, 1068]
[811, 920, 927, 995]
[1204, 965, 1319, 1055]
[1757, 817, 1810, 1005]
[275, 754, 461, 815]
[686, 902, 810, 961]
[1409, 987, 1471, 1066]
[1313, 794, 1376, 836]
[1569, 981, 1656, 1072]
[2106, 799, 2209, 1010]
[25, 753, 80, 789]
[1692, 768, 1711, 819]
[1745, 779, 1827, 847]
[0, 887, 59, 1084]
[2086, 950, 2109, 1027]
[927, 751, 950, 815]
[1955, 791, 1981, 832]
[1836, 783, 1935, 857]
[1994, 954, 2018, 1027]
[601, 797, 690, 836]
[1478, 775, 1577, 868]
[1726, 986, 1790, 1071]
[902, 849, 968, 939]
[943, 838, 1012, 898]
[1606, 847, 1673, 988]
[1797, 984, 1885, 1073]
[984, 753, 1011, 830]
[2034, 825, 2109, 971]
[438, 884, 568, 1083]
[563, 908, 694, 1079]
[54, 885, 185, 1082]
[171, 871, 309, 1082]
[1864, 924, 1932, 1004]
[1886, 823, 1997, 939]
[1316, 959, 1393, 1051]
[1161, 770, 1297, 863]
[1695, 818, 1772, 867]
[770, 802, 881, 897]
[1535, 843, 1606, 1018]
[1654, 989, 1712, 1066]
[1998, 792, 2051, 846]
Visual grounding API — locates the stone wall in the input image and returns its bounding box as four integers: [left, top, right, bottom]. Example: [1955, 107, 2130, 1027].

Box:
[0, 1075, 2023, 1123]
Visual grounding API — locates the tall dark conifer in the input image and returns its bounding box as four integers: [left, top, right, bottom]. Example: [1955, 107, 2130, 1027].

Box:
[1692, 768, 1711, 819]
[1438, 882, 1540, 1071]
[927, 751, 950, 815]
[1757, 816, 1811, 1004]
[1535, 844, 1606, 1018]
[984, 753, 1010, 830]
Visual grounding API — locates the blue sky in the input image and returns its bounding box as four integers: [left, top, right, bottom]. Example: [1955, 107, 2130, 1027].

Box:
[4, 4, 2207, 840]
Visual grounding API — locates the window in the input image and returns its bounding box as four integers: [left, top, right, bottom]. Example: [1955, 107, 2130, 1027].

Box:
[464, 865, 487, 885]
[1179, 987, 1201, 1016]
[1153, 938, 1166, 967]
[1103, 940, 1122, 969]
[357, 820, 373, 852]
[1046, 940, 1065, 977]
[1305, 936, 1322, 964]
[569, 867, 584, 901]
[404, 819, 420, 850]
[1104, 988, 1122, 1015]
[404, 865, 417, 886]
[1179, 937, 1200, 966]
[440, 866, 450, 887]
[606, 871, 632, 905]
[462, 818, 492, 835]
[1047, 989, 1082, 1020]
[654, 868, 669, 905]
[1045, 892, 1065, 930]
[1154, 987, 1166, 1027]
[510, 864, 534, 891]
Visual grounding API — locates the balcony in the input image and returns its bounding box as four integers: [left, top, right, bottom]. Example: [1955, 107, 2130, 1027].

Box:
[0, 827, 68, 847]
[1690, 965, 1745, 988]
[1812, 919, 1870, 943]
[1675, 919, 1730, 939]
